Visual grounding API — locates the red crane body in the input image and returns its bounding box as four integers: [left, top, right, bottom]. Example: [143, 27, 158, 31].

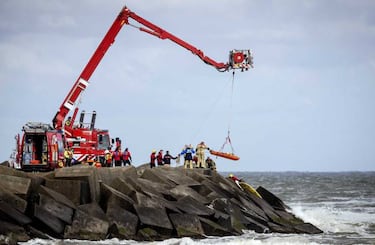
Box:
[15, 5, 252, 171]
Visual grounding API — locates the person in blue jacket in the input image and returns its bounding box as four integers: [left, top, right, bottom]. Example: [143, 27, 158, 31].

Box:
[180, 144, 195, 169]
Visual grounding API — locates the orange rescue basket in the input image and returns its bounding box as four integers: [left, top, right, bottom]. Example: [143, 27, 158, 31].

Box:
[210, 150, 240, 161]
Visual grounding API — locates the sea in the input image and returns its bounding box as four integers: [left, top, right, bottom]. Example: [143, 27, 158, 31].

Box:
[20, 171, 375, 245]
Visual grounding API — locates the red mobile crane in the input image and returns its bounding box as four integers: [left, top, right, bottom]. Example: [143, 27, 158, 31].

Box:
[14, 5, 253, 171]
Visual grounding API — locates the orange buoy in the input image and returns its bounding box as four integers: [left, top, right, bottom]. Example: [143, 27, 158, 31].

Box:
[210, 150, 240, 161]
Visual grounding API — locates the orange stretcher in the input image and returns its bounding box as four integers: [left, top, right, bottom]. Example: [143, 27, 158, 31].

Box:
[210, 150, 240, 161]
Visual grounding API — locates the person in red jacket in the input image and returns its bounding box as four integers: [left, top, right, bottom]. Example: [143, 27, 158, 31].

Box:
[150, 149, 157, 168]
[113, 147, 122, 167]
[229, 174, 244, 190]
[156, 150, 164, 166]
[122, 148, 132, 166]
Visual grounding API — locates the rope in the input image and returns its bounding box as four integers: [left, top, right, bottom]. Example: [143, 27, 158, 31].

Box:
[220, 71, 236, 154]
[228, 71, 235, 135]
[185, 71, 237, 155]
[189, 77, 231, 143]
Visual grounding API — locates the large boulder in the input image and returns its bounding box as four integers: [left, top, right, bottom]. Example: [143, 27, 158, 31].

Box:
[107, 206, 138, 239]
[0, 200, 32, 226]
[64, 203, 109, 240]
[169, 213, 204, 238]
[0, 185, 28, 213]
[45, 178, 88, 206]
[0, 221, 30, 245]
[33, 203, 66, 235]
[0, 174, 31, 199]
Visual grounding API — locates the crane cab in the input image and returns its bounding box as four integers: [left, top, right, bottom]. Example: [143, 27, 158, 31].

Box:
[64, 110, 112, 164]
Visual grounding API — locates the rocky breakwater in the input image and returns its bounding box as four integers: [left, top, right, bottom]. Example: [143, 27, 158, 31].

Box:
[0, 164, 322, 244]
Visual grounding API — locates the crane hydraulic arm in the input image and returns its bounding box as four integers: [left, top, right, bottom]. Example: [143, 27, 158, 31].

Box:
[52, 5, 253, 130]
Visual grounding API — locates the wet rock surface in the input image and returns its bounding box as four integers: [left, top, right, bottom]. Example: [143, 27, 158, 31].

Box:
[0, 164, 322, 244]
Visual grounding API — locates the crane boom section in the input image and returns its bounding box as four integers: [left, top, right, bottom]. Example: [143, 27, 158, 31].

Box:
[53, 6, 252, 130]
[123, 8, 228, 70]
[53, 7, 128, 129]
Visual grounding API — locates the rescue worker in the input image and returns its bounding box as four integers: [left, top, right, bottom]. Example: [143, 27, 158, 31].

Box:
[150, 149, 157, 168]
[163, 150, 177, 167]
[104, 148, 112, 167]
[156, 150, 164, 166]
[112, 147, 122, 167]
[228, 174, 243, 190]
[196, 141, 210, 168]
[206, 156, 216, 171]
[64, 146, 73, 167]
[180, 144, 195, 169]
[122, 148, 132, 166]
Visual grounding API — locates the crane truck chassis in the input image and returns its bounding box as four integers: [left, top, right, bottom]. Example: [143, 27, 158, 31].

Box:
[13, 5, 253, 171]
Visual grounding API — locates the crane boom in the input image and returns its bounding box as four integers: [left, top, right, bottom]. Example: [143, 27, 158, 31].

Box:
[52, 5, 253, 130]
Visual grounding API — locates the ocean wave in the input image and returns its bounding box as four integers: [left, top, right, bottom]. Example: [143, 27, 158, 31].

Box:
[289, 203, 375, 241]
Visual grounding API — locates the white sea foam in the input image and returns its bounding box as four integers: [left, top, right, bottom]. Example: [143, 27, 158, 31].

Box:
[19, 234, 327, 245]
[290, 203, 375, 236]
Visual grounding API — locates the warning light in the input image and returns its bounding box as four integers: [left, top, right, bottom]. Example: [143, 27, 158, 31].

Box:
[233, 52, 244, 63]
[229, 50, 253, 71]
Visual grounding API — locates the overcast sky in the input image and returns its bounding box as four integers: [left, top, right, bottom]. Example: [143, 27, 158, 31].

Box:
[0, 0, 374, 172]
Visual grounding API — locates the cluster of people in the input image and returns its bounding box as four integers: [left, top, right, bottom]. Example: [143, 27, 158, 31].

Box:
[62, 146, 74, 167]
[149, 150, 177, 168]
[149, 141, 216, 171]
[104, 146, 132, 167]
[62, 140, 217, 171]
[61, 145, 133, 168]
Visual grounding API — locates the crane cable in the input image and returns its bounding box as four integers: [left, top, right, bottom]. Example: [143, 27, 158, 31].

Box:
[219, 71, 236, 153]
[189, 77, 230, 143]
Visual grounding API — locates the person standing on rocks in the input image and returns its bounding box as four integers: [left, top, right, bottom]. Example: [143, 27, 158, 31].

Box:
[163, 150, 177, 167]
[104, 148, 112, 167]
[64, 146, 73, 167]
[196, 141, 210, 168]
[112, 147, 122, 167]
[206, 156, 216, 171]
[150, 149, 157, 168]
[180, 144, 195, 169]
[156, 150, 164, 166]
[122, 148, 132, 166]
